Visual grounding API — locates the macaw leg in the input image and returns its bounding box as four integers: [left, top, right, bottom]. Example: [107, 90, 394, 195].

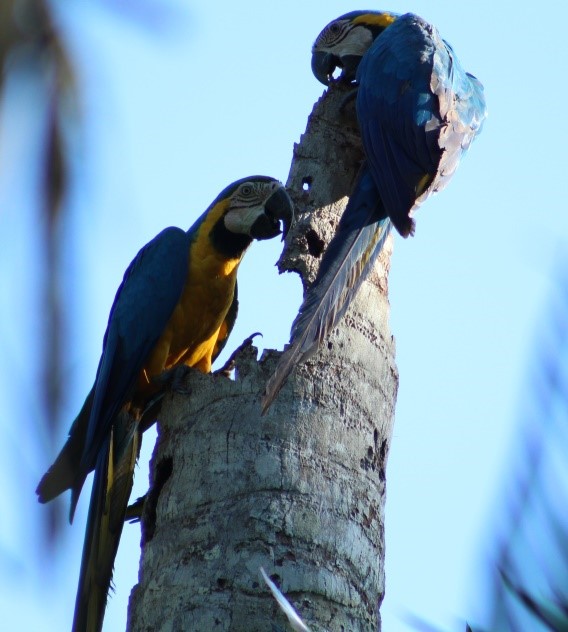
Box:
[214, 332, 262, 377]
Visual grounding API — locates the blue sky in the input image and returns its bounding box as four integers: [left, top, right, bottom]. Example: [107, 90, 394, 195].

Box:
[1, 1, 567, 630]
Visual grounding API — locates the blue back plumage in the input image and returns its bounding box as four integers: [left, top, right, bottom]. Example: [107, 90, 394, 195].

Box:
[263, 12, 487, 412]
[356, 13, 487, 235]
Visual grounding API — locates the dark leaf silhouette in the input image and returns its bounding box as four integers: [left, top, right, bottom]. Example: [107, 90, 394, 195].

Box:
[478, 263, 568, 631]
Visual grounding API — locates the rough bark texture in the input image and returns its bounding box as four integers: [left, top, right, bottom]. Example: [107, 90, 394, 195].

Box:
[128, 85, 398, 632]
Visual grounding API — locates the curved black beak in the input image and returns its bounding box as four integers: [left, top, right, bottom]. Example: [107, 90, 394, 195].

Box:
[312, 50, 362, 85]
[311, 50, 339, 85]
[251, 186, 294, 241]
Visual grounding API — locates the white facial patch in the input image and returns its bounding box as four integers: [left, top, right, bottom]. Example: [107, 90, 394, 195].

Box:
[224, 205, 265, 236]
[337, 26, 374, 57]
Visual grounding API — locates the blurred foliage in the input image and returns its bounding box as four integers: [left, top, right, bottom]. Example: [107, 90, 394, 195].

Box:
[475, 265, 568, 631]
[1, 0, 76, 540]
[1, 0, 184, 547]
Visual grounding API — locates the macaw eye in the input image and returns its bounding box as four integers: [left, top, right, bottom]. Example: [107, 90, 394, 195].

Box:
[240, 185, 253, 196]
[316, 20, 347, 47]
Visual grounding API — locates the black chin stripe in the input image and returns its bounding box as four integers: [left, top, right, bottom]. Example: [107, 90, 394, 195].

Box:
[210, 216, 252, 259]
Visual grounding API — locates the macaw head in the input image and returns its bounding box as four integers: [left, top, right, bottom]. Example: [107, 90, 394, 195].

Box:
[311, 11, 398, 85]
[222, 176, 294, 242]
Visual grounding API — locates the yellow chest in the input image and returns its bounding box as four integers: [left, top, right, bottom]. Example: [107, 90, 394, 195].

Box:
[144, 224, 242, 378]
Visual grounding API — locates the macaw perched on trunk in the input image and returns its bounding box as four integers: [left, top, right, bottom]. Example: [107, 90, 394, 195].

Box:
[37, 176, 293, 632]
[262, 11, 486, 412]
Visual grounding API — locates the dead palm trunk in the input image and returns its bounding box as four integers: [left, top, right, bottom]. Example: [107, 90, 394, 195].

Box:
[127, 85, 398, 632]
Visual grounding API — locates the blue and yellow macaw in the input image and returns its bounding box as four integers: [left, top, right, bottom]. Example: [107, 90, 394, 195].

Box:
[262, 11, 486, 411]
[36, 176, 293, 632]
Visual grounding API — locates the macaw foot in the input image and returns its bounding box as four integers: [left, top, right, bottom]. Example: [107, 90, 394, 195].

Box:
[338, 86, 358, 115]
[214, 332, 262, 377]
[139, 367, 195, 434]
[125, 494, 146, 523]
[154, 364, 195, 395]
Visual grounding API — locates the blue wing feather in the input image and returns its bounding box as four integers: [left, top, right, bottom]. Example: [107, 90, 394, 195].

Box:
[70, 227, 190, 518]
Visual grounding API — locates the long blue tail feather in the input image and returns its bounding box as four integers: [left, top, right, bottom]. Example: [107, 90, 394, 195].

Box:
[262, 167, 391, 413]
[72, 415, 139, 632]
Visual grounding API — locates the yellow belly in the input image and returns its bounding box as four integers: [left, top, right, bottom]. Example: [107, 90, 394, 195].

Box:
[168, 274, 235, 371]
[142, 230, 241, 380]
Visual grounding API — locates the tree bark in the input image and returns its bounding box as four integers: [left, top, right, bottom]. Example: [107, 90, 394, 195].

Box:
[128, 85, 398, 632]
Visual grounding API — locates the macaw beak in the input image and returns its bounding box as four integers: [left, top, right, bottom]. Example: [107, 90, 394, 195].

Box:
[311, 50, 339, 85]
[312, 50, 362, 85]
[251, 186, 294, 241]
